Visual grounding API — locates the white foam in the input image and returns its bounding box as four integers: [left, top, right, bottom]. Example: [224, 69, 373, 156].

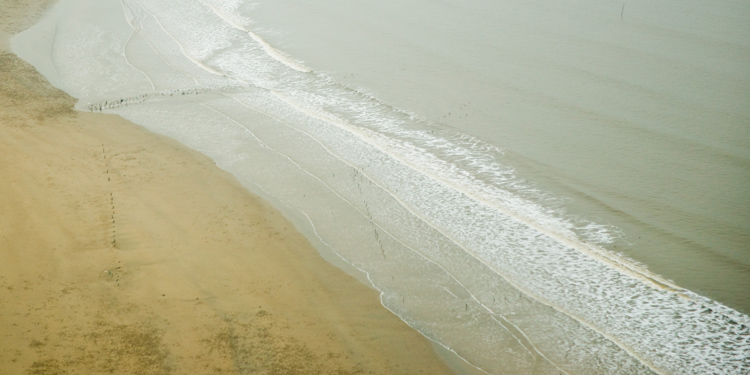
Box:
[245, 31, 311, 73]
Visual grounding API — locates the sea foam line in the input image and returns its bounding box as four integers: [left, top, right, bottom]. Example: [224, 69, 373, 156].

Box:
[271, 90, 683, 296]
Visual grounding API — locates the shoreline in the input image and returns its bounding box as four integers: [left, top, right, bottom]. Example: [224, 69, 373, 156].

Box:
[0, 2, 456, 374]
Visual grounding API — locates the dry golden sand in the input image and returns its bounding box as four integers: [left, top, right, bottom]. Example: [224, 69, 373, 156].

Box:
[0, 2, 455, 374]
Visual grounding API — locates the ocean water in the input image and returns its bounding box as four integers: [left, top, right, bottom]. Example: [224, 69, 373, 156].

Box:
[13, 0, 750, 374]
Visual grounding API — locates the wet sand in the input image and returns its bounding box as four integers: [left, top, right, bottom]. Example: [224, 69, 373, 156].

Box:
[0, 2, 454, 374]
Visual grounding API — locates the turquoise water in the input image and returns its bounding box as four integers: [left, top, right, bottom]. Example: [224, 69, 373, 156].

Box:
[14, 0, 750, 373]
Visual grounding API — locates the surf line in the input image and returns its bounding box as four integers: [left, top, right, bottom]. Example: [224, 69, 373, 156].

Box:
[270, 87, 685, 296]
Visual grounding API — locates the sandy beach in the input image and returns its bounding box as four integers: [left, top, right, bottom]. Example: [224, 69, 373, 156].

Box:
[0, 2, 454, 374]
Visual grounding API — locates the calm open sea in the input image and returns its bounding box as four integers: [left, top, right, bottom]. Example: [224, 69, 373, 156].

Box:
[14, 0, 750, 373]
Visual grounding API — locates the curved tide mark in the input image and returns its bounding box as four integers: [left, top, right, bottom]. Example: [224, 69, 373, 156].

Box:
[131, 0, 228, 79]
[119, 0, 157, 91]
[123, 0, 203, 86]
[297, 211, 494, 375]
[49, 21, 61, 83]
[492, 314, 571, 375]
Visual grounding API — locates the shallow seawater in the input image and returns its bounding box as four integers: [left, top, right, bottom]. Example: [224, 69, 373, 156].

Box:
[13, 0, 750, 374]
